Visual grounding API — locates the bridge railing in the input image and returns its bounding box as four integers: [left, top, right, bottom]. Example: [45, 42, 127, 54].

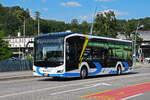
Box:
[0, 60, 33, 72]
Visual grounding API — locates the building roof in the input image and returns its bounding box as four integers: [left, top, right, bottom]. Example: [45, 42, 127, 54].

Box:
[139, 31, 150, 41]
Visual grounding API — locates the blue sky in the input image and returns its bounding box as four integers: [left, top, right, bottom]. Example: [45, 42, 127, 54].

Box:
[0, 0, 150, 23]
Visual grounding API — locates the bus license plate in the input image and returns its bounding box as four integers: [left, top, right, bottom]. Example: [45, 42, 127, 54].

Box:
[43, 73, 49, 77]
[42, 69, 51, 73]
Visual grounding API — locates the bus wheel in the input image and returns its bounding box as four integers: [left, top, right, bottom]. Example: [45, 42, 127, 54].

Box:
[80, 67, 88, 79]
[117, 65, 122, 75]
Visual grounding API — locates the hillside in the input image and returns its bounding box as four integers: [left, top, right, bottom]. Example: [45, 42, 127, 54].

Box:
[0, 3, 150, 38]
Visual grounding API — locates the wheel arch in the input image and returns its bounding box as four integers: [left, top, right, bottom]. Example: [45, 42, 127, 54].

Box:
[115, 61, 123, 70]
[79, 62, 89, 72]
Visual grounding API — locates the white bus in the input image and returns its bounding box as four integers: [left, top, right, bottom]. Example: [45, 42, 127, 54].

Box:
[33, 32, 133, 79]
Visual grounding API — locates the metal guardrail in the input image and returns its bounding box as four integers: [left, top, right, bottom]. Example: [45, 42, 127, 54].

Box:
[0, 60, 33, 72]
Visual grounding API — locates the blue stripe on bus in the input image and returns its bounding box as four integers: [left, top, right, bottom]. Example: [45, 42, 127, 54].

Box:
[36, 67, 43, 76]
[122, 62, 130, 72]
[88, 62, 102, 76]
[63, 73, 80, 77]
[108, 70, 117, 74]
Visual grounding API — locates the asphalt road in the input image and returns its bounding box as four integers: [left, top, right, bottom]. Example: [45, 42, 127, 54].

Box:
[0, 64, 150, 100]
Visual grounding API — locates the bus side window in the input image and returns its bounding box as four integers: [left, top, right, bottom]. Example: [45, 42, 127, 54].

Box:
[66, 43, 70, 60]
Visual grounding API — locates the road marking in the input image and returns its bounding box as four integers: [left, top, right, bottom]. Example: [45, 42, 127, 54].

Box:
[121, 93, 143, 100]
[133, 82, 149, 86]
[80, 90, 111, 98]
[0, 73, 150, 98]
[81, 82, 150, 100]
[50, 83, 111, 95]
[85, 83, 111, 87]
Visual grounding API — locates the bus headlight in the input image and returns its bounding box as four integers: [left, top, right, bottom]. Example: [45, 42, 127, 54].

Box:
[57, 70, 64, 73]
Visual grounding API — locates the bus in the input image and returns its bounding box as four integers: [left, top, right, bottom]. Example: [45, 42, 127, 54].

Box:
[33, 32, 133, 79]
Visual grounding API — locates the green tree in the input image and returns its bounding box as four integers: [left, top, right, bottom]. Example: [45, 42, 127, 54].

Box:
[35, 11, 40, 20]
[79, 21, 90, 34]
[70, 19, 79, 32]
[94, 11, 117, 38]
[34, 11, 40, 35]
[0, 31, 12, 60]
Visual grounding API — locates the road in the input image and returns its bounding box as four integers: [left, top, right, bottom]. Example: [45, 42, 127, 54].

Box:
[0, 64, 150, 100]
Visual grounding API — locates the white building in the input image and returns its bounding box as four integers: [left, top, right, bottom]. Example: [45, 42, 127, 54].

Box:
[4, 36, 34, 48]
[4, 36, 34, 57]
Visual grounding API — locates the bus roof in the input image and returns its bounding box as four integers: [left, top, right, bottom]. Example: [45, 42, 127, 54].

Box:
[35, 32, 132, 43]
[35, 32, 73, 39]
[87, 34, 132, 43]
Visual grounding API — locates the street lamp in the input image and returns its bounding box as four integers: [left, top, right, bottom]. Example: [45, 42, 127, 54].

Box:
[18, 32, 21, 59]
[90, 7, 97, 35]
[133, 22, 144, 68]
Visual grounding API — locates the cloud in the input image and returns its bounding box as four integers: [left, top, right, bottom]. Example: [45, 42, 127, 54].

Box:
[95, 0, 116, 2]
[114, 11, 129, 16]
[42, 8, 48, 11]
[79, 16, 89, 20]
[98, 9, 129, 16]
[60, 2, 81, 7]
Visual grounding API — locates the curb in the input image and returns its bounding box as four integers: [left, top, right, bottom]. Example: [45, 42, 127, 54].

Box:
[0, 75, 33, 81]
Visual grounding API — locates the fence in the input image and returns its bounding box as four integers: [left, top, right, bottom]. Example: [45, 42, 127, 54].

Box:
[0, 60, 33, 72]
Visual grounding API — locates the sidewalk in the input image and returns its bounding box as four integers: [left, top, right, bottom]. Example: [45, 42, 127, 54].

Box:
[136, 62, 150, 68]
[0, 71, 33, 80]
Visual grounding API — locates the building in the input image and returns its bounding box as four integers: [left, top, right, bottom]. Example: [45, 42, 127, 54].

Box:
[4, 36, 34, 58]
[138, 31, 150, 58]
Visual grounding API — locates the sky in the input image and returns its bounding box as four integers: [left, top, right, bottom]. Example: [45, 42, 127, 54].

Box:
[0, 0, 150, 23]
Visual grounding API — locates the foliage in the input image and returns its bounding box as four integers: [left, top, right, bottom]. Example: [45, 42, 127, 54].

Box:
[0, 3, 150, 39]
[0, 31, 12, 60]
[94, 11, 117, 38]
[25, 56, 33, 61]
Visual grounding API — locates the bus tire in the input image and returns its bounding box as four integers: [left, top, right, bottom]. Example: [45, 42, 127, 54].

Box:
[117, 65, 122, 75]
[80, 67, 88, 79]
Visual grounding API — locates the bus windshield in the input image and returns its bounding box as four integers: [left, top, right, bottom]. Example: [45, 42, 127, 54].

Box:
[34, 37, 64, 67]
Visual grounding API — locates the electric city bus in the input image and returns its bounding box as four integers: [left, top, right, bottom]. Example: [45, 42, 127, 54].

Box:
[33, 32, 133, 79]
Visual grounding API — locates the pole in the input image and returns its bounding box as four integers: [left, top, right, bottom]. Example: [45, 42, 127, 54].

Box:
[24, 17, 25, 37]
[38, 17, 40, 35]
[18, 27, 21, 59]
[90, 7, 97, 34]
[23, 17, 26, 59]
[133, 22, 140, 69]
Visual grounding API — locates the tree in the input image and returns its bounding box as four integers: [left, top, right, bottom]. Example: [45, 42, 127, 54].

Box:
[35, 11, 40, 20]
[70, 19, 79, 32]
[94, 10, 117, 38]
[79, 21, 90, 34]
[0, 31, 12, 60]
[34, 11, 40, 35]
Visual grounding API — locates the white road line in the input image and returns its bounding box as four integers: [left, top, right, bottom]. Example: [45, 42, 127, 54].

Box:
[50, 83, 111, 95]
[50, 86, 94, 95]
[121, 93, 143, 100]
[0, 73, 150, 98]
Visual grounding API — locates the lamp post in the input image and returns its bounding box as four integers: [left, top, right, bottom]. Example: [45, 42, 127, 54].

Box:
[90, 7, 97, 35]
[18, 32, 21, 59]
[133, 22, 144, 69]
